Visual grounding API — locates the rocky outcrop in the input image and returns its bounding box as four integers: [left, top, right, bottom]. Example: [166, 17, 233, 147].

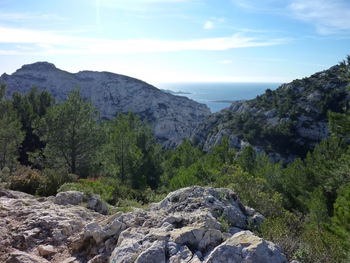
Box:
[0, 62, 210, 147]
[0, 186, 288, 263]
[54, 191, 109, 215]
[205, 231, 287, 263]
[192, 64, 350, 162]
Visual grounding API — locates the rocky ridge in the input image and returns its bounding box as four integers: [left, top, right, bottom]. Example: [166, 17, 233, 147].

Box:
[0, 186, 288, 263]
[0, 62, 210, 147]
[192, 64, 350, 162]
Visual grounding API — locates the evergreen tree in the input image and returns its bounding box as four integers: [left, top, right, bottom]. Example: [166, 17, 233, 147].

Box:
[307, 186, 330, 229]
[238, 145, 256, 173]
[35, 87, 102, 175]
[0, 83, 5, 100]
[162, 139, 203, 187]
[282, 158, 309, 212]
[0, 84, 25, 170]
[253, 152, 284, 193]
[112, 112, 143, 187]
[213, 135, 235, 165]
[100, 112, 158, 189]
[11, 87, 55, 166]
[332, 183, 350, 254]
[136, 121, 163, 189]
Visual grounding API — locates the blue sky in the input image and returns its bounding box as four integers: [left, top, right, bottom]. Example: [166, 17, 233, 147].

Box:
[0, 0, 349, 84]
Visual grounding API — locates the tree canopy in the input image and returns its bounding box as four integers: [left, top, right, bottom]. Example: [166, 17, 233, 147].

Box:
[35, 87, 102, 175]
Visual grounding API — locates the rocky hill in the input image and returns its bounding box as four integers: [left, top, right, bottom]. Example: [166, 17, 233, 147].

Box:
[0, 62, 210, 148]
[0, 186, 288, 263]
[192, 63, 350, 162]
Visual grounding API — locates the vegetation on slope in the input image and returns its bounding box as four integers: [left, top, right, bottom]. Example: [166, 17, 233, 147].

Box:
[193, 56, 350, 160]
[1, 57, 350, 262]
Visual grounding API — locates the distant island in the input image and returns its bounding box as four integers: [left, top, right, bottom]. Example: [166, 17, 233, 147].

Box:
[213, 99, 235, 103]
[161, 89, 192, 95]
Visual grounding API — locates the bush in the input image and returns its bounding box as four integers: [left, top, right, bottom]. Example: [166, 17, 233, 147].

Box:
[0, 166, 10, 182]
[259, 212, 303, 261]
[114, 198, 144, 213]
[297, 224, 346, 263]
[214, 165, 285, 218]
[259, 211, 347, 262]
[9, 166, 41, 195]
[58, 176, 164, 206]
[169, 166, 200, 191]
[9, 166, 77, 197]
[36, 169, 77, 196]
[58, 177, 115, 204]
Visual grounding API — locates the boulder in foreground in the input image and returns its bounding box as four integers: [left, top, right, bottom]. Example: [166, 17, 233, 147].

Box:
[0, 186, 287, 262]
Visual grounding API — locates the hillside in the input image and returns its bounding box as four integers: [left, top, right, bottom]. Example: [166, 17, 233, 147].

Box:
[0, 62, 210, 148]
[192, 63, 350, 162]
[1, 59, 350, 262]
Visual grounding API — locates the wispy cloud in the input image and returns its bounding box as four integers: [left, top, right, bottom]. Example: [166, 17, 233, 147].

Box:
[230, 0, 286, 13]
[288, 0, 350, 35]
[203, 21, 214, 29]
[0, 26, 288, 55]
[231, 0, 350, 35]
[203, 17, 225, 30]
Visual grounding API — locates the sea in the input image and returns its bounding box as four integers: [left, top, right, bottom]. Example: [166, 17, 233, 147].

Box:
[157, 82, 282, 113]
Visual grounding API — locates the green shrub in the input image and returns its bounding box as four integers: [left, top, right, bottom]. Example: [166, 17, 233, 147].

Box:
[58, 176, 164, 208]
[58, 182, 81, 192]
[58, 177, 114, 203]
[259, 213, 303, 261]
[216, 210, 229, 232]
[297, 224, 346, 263]
[214, 165, 285, 218]
[142, 187, 166, 204]
[115, 198, 144, 213]
[8, 166, 77, 197]
[36, 169, 77, 196]
[0, 166, 10, 182]
[259, 212, 346, 263]
[169, 166, 200, 191]
[9, 166, 41, 195]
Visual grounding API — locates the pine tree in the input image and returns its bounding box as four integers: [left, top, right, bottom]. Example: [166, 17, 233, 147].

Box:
[238, 145, 256, 173]
[11, 87, 55, 166]
[35, 87, 102, 175]
[332, 183, 350, 254]
[0, 84, 24, 170]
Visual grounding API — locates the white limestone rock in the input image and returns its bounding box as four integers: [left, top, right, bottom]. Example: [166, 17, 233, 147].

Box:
[135, 240, 166, 263]
[204, 231, 288, 263]
[0, 186, 287, 263]
[86, 194, 109, 215]
[0, 188, 105, 263]
[54, 191, 83, 206]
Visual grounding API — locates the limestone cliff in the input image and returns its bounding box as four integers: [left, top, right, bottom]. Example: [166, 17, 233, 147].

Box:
[192, 63, 350, 162]
[0, 186, 287, 263]
[0, 62, 210, 147]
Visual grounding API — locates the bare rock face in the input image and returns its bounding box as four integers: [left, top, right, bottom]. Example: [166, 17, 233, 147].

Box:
[0, 62, 210, 147]
[0, 186, 287, 263]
